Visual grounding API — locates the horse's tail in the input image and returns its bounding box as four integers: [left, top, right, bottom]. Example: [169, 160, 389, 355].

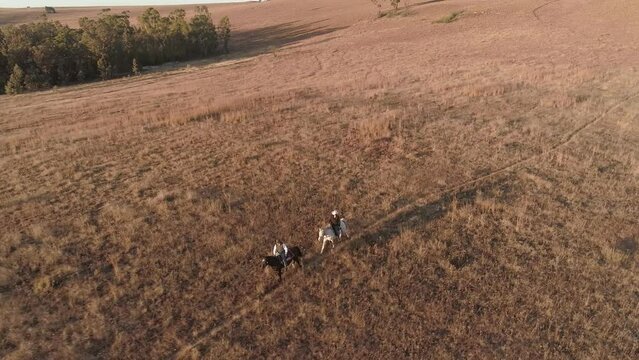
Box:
[340, 218, 348, 237]
[340, 218, 348, 231]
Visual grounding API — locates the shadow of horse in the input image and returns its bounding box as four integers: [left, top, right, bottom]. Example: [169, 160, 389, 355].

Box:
[303, 176, 514, 269]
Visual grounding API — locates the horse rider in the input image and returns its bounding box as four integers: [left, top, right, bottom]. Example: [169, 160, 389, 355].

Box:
[273, 241, 289, 267]
[329, 209, 341, 238]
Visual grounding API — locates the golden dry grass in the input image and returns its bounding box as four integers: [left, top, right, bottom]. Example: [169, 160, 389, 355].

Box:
[1, 0, 638, 358]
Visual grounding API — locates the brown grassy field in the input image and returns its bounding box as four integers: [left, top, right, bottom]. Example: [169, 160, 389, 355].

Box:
[0, 2, 256, 27]
[1, 0, 638, 358]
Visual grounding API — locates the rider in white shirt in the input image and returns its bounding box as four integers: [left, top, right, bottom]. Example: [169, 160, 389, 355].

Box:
[273, 241, 289, 267]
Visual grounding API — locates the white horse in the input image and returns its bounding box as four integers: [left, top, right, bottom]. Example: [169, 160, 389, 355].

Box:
[318, 219, 349, 254]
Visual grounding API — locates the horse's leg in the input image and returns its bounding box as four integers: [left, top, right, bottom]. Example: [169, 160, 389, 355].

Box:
[278, 267, 282, 281]
[321, 238, 326, 254]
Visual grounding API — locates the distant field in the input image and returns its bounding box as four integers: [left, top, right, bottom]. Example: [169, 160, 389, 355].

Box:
[1, 0, 638, 359]
[0, 2, 250, 27]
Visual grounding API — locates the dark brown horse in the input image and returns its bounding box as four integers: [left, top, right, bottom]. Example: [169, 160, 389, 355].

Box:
[262, 246, 304, 280]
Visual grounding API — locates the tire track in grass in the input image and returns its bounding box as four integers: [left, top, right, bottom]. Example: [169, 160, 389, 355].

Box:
[533, 0, 560, 20]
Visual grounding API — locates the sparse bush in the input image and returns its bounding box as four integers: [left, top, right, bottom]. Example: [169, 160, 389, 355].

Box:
[132, 58, 140, 75]
[5, 64, 25, 94]
[369, 0, 383, 17]
[370, 0, 403, 17]
[32, 265, 75, 295]
[32, 275, 53, 294]
[218, 16, 231, 53]
[434, 11, 464, 23]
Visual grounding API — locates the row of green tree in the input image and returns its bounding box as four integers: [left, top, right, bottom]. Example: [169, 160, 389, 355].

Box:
[0, 6, 231, 94]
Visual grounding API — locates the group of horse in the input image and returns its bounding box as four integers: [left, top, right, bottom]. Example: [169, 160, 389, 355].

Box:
[261, 218, 349, 280]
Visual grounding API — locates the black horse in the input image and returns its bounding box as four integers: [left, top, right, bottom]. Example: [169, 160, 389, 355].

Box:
[262, 246, 304, 280]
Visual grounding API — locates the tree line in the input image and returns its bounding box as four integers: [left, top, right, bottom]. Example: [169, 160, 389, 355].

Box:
[0, 6, 231, 95]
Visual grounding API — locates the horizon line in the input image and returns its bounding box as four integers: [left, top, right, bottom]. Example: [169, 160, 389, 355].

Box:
[0, 0, 258, 10]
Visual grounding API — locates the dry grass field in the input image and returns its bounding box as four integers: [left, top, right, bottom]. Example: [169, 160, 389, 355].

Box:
[1, 0, 638, 358]
[0, 2, 255, 27]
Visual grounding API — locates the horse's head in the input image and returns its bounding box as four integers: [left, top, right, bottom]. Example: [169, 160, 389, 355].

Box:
[261, 257, 267, 268]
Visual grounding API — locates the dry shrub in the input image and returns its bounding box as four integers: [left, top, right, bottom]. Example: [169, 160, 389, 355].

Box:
[3, 343, 34, 360]
[354, 109, 403, 142]
[11, 244, 62, 273]
[0, 266, 16, 289]
[32, 265, 76, 295]
[600, 245, 627, 266]
[460, 82, 522, 98]
[175, 346, 201, 360]
[28, 224, 47, 240]
[32, 275, 53, 294]
[434, 10, 464, 23]
[0, 232, 21, 257]
[538, 91, 591, 108]
[102, 202, 138, 222]
[427, 237, 447, 255]
[520, 171, 553, 189]
[150, 190, 178, 205]
[436, 258, 455, 274]
[220, 109, 248, 123]
[143, 283, 165, 302]
[389, 228, 418, 255]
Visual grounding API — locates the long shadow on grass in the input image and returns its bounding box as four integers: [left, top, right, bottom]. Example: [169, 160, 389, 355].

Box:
[411, 0, 447, 8]
[305, 177, 513, 268]
[175, 177, 513, 357]
[231, 19, 348, 54]
[149, 20, 348, 75]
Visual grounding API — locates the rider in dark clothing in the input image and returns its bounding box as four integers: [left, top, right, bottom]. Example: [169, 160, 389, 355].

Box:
[273, 242, 289, 267]
[329, 210, 341, 238]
